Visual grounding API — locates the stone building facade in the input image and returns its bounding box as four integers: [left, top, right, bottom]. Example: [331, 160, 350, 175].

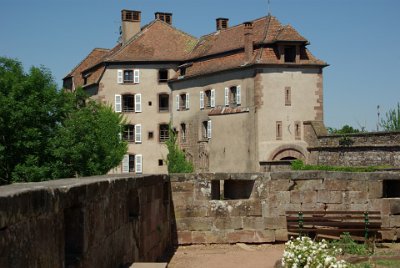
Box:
[63, 9, 327, 174]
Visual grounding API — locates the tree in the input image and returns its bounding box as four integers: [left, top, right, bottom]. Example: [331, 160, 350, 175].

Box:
[165, 123, 194, 173]
[0, 57, 127, 184]
[327, 125, 361, 135]
[380, 103, 400, 131]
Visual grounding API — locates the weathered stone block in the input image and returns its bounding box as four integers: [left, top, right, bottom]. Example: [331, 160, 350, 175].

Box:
[290, 191, 301, 203]
[269, 191, 290, 206]
[302, 191, 318, 204]
[214, 217, 243, 230]
[264, 217, 286, 229]
[177, 231, 192, 244]
[275, 229, 288, 241]
[380, 230, 396, 241]
[171, 181, 194, 193]
[262, 202, 279, 217]
[295, 179, 323, 191]
[348, 191, 368, 204]
[390, 215, 400, 227]
[317, 190, 343, 204]
[324, 179, 348, 191]
[242, 217, 265, 230]
[255, 230, 275, 242]
[191, 231, 206, 244]
[389, 199, 400, 215]
[176, 217, 213, 231]
[368, 181, 383, 199]
[382, 216, 390, 228]
[226, 230, 256, 243]
[300, 203, 326, 211]
[271, 180, 295, 191]
[347, 180, 368, 191]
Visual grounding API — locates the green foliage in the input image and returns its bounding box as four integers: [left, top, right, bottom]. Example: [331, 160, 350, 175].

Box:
[327, 125, 362, 135]
[291, 160, 388, 172]
[0, 57, 127, 184]
[330, 233, 369, 256]
[165, 123, 193, 173]
[380, 103, 400, 131]
[339, 135, 354, 147]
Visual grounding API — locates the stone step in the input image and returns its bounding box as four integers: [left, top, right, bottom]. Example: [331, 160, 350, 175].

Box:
[130, 263, 168, 268]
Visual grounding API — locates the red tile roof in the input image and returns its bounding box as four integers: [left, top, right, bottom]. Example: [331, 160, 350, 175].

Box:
[208, 106, 250, 116]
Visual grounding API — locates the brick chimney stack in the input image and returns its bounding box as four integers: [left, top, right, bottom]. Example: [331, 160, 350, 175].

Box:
[155, 12, 173, 25]
[121, 10, 141, 44]
[244, 21, 254, 62]
[216, 18, 229, 31]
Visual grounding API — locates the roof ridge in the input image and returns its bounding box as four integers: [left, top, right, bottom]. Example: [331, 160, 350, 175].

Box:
[64, 48, 109, 79]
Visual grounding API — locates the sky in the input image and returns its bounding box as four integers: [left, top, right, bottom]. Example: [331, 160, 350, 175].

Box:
[1, 0, 399, 131]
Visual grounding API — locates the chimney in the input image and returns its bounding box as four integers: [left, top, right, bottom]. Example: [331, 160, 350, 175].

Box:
[155, 12, 173, 25]
[121, 10, 141, 44]
[244, 21, 254, 62]
[216, 18, 229, 31]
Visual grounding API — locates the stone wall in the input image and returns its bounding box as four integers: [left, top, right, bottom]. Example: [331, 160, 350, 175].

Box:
[304, 121, 400, 167]
[0, 175, 172, 268]
[171, 172, 400, 244]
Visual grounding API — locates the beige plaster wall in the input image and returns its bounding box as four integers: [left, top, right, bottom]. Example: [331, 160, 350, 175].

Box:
[257, 67, 322, 162]
[98, 64, 178, 174]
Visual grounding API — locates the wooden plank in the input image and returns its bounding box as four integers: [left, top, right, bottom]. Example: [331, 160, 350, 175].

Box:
[287, 228, 382, 233]
[286, 216, 381, 221]
[286, 211, 380, 215]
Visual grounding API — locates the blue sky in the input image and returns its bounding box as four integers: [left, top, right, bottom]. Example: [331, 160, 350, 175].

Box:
[1, 0, 399, 130]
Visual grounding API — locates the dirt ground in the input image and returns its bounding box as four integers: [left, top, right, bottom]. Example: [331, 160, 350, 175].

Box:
[167, 243, 285, 268]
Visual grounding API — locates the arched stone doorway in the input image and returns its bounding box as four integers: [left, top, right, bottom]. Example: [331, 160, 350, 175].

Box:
[269, 145, 307, 161]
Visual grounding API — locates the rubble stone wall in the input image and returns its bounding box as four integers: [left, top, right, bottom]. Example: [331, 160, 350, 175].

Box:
[0, 175, 172, 268]
[170, 172, 400, 244]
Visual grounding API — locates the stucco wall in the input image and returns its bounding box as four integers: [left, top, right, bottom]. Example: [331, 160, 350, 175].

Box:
[171, 172, 400, 244]
[0, 175, 172, 268]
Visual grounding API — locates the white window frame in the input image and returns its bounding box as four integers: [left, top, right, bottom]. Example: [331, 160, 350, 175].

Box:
[210, 89, 216, 108]
[122, 154, 129, 173]
[176, 95, 180, 111]
[236, 85, 241, 105]
[135, 154, 143, 174]
[200, 91, 204, 109]
[207, 120, 212, 139]
[135, 94, 142, 113]
[134, 69, 140, 84]
[185, 93, 190, 110]
[135, 124, 142, 143]
[224, 87, 229, 106]
[115, 94, 122, 113]
[117, 70, 123, 84]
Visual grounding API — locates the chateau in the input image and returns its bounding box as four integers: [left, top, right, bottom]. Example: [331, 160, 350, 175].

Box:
[63, 10, 327, 174]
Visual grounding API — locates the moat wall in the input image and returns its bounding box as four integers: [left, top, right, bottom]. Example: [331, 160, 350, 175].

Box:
[1, 172, 400, 267]
[171, 172, 400, 244]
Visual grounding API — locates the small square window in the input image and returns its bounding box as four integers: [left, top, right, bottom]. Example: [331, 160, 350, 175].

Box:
[148, 101, 152, 106]
[158, 159, 163, 166]
[148, 131, 154, 140]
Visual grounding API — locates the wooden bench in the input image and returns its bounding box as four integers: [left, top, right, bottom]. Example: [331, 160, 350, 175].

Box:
[286, 211, 382, 241]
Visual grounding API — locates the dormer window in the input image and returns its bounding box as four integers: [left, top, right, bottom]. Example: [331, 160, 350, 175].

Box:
[284, 46, 296, 63]
[158, 69, 168, 83]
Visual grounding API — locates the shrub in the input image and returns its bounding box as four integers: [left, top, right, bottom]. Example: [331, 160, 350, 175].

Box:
[282, 236, 348, 268]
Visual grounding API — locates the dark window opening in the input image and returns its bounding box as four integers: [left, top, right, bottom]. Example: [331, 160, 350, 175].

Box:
[230, 86, 238, 106]
[128, 190, 140, 221]
[158, 69, 168, 83]
[285, 87, 291, 106]
[159, 124, 169, 142]
[181, 123, 186, 143]
[179, 94, 187, 110]
[165, 15, 171, 24]
[148, 101, 152, 106]
[180, 67, 186, 76]
[122, 95, 135, 112]
[211, 180, 221, 200]
[383, 180, 400, 198]
[295, 121, 301, 140]
[211, 180, 254, 200]
[123, 125, 135, 142]
[158, 159, 163, 166]
[128, 155, 135, 173]
[202, 121, 208, 139]
[148, 131, 154, 140]
[159, 94, 169, 112]
[281, 156, 297, 161]
[64, 206, 84, 267]
[123, 70, 133, 83]
[284, 46, 296, 63]
[276, 121, 282, 140]
[205, 90, 212, 108]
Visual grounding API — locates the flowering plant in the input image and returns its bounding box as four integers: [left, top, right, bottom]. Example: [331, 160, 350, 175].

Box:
[282, 236, 348, 268]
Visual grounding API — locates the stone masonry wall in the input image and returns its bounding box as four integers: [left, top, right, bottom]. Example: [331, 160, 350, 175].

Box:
[171, 172, 400, 244]
[304, 122, 400, 167]
[0, 175, 172, 268]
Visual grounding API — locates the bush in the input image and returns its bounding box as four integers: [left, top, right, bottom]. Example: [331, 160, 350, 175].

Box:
[282, 236, 348, 268]
[291, 160, 388, 173]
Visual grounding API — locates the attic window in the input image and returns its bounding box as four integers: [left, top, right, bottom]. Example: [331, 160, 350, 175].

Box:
[180, 67, 186, 76]
[284, 46, 296, 63]
[158, 69, 168, 83]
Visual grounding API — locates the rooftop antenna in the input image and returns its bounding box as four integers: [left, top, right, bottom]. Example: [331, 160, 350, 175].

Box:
[267, 0, 271, 15]
[377, 105, 380, 132]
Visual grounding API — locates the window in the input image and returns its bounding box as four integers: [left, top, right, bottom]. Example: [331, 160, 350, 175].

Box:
[134, 124, 142, 143]
[225, 86, 241, 107]
[284, 46, 296, 63]
[295, 121, 301, 140]
[159, 93, 169, 112]
[181, 123, 187, 143]
[159, 124, 169, 142]
[117, 69, 140, 84]
[176, 93, 189, 111]
[158, 69, 168, 83]
[202, 120, 212, 139]
[204, 89, 215, 108]
[285, 87, 291, 106]
[122, 154, 135, 173]
[114, 94, 141, 113]
[276, 121, 282, 140]
[124, 70, 133, 83]
[148, 131, 154, 140]
[148, 101, 152, 106]
[180, 67, 186, 76]
[123, 125, 135, 142]
[158, 159, 163, 166]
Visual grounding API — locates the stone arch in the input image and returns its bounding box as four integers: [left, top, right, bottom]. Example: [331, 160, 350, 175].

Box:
[269, 144, 308, 161]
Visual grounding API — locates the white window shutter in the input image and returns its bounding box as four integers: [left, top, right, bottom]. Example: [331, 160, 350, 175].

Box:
[117, 70, 123, 84]
[211, 89, 216, 108]
[176, 95, 180, 111]
[135, 94, 142, 113]
[135, 154, 143, 174]
[122, 154, 129, 173]
[236, 85, 241, 105]
[207, 120, 212, 139]
[115, 94, 122, 113]
[224, 87, 229, 106]
[135, 124, 142, 143]
[200, 91, 204, 109]
[134, 69, 140, 84]
[185, 93, 190, 109]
